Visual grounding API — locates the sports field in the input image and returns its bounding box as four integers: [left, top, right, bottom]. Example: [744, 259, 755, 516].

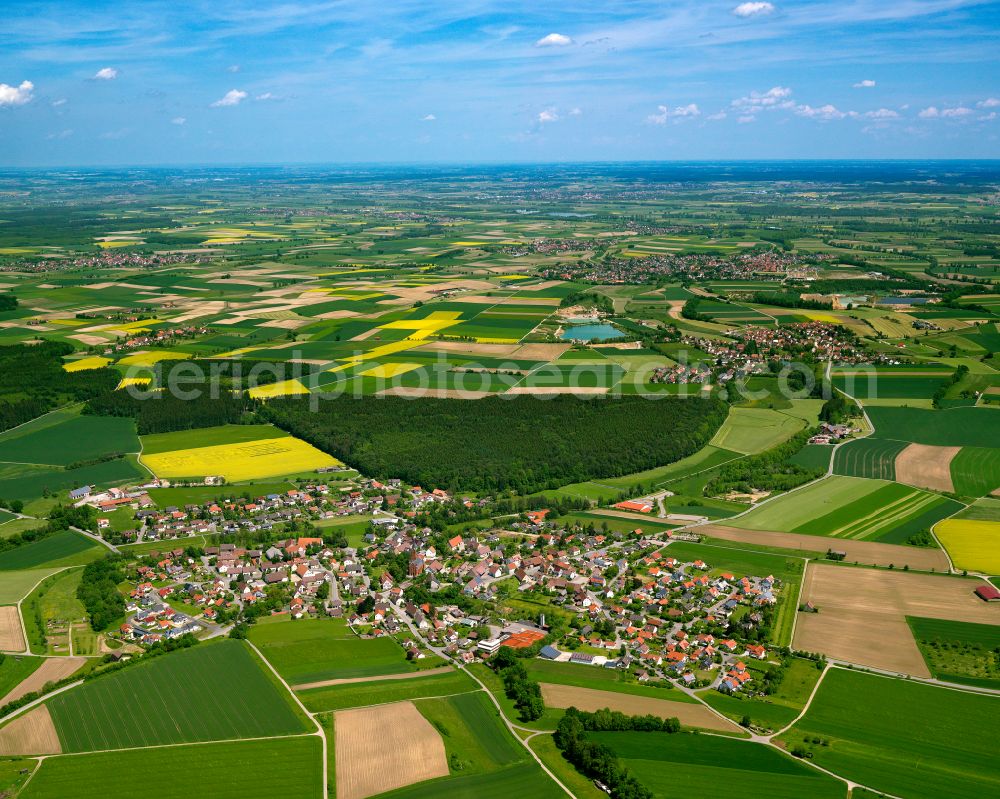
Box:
[19, 736, 322, 799]
[778, 668, 1000, 799]
[45, 639, 308, 751]
[248, 616, 417, 684]
[933, 518, 1000, 574]
[140, 427, 339, 481]
[595, 731, 846, 799]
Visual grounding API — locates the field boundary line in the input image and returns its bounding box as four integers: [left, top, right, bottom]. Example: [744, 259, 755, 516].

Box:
[22, 731, 315, 760]
[246, 639, 327, 799]
[770, 662, 830, 737]
[310, 688, 483, 716]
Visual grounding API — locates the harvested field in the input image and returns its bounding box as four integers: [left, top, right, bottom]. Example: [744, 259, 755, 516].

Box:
[0, 706, 61, 755]
[793, 563, 1000, 676]
[513, 343, 571, 359]
[334, 700, 448, 799]
[378, 386, 492, 399]
[0, 657, 86, 706]
[414, 340, 519, 357]
[0, 606, 25, 652]
[293, 664, 453, 691]
[895, 444, 959, 492]
[697, 524, 950, 570]
[539, 684, 740, 733]
[504, 385, 610, 395]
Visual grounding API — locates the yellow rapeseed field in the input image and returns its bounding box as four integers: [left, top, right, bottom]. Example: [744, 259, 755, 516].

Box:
[117, 350, 189, 367]
[248, 379, 311, 399]
[63, 356, 111, 372]
[142, 436, 339, 482]
[934, 519, 1000, 574]
[116, 377, 152, 390]
[359, 362, 422, 379]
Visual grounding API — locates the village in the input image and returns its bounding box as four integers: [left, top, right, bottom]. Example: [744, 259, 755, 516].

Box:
[78, 472, 784, 698]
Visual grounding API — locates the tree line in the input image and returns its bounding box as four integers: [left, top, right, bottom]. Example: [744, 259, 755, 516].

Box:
[704, 427, 825, 496]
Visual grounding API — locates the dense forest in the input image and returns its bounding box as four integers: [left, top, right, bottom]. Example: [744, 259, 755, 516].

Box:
[77, 555, 127, 631]
[85, 389, 256, 434]
[0, 341, 119, 432]
[262, 395, 728, 494]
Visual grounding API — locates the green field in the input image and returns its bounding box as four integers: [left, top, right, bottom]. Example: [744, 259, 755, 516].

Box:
[0, 414, 138, 466]
[832, 374, 948, 399]
[247, 616, 417, 684]
[593, 731, 846, 799]
[373, 762, 562, 799]
[527, 734, 606, 799]
[777, 668, 1000, 799]
[300, 669, 476, 712]
[730, 476, 959, 542]
[0, 567, 58, 603]
[907, 617, 1000, 688]
[832, 438, 907, 480]
[19, 736, 322, 799]
[949, 446, 1000, 497]
[0, 531, 101, 571]
[416, 691, 524, 773]
[866, 406, 1000, 447]
[0, 654, 43, 700]
[46, 639, 309, 751]
[709, 407, 806, 455]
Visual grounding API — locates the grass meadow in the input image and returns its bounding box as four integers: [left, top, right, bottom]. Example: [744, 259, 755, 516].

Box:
[248, 616, 417, 684]
[300, 668, 476, 713]
[778, 667, 1000, 799]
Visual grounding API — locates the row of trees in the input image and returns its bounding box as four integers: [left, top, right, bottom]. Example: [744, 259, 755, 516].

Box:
[263, 395, 728, 495]
[553, 709, 655, 799]
[0, 503, 98, 557]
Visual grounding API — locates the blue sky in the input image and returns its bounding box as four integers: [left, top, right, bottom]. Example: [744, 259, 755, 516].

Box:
[1, 0, 999, 165]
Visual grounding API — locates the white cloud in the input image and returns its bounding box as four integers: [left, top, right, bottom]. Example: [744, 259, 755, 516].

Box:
[853, 79, 876, 88]
[732, 2, 775, 18]
[865, 108, 899, 119]
[537, 108, 559, 123]
[421, 113, 436, 121]
[977, 98, 1000, 108]
[255, 92, 276, 101]
[171, 116, 186, 125]
[569, 107, 582, 116]
[732, 86, 793, 112]
[979, 112, 997, 121]
[707, 111, 727, 121]
[211, 89, 247, 107]
[0, 80, 34, 107]
[738, 115, 756, 124]
[920, 105, 973, 119]
[648, 103, 701, 124]
[795, 103, 852, 120]
[94, 67, 118, 80]
[536, 33, 572, 47]
[51, 98, 67, 107]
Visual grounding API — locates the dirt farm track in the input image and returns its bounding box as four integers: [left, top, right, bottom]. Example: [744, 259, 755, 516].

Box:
[793, 563, 1000, 676]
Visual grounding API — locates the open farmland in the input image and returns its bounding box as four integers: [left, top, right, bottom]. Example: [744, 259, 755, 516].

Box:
[865, 406, 1000, 448]
[708, 407, 806, 455]
[933, 519, 1000, 574]
[793, 563, 1000, 675]
[0, 531, 101, 571]
[727, 475, 959, 543]
[778, 668, 1000, 799]
[595, 731, 846, 799]
[0, 656, 84, 706]
[907, 617, 1000, 687]
[45, 639, 309, 751]
[539, 683, 740, 732]
[0, 606, 25, 651]
[0, 412, 138, 467]
[334, 700, 448, 799]
[0, 705, 61, 755]
[19, 736, 323, 799]
[833, 438, 906, 481]
[248, 617, 418, 684]
[140, 427, 339, 481]
[299, 668, 476, 713]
